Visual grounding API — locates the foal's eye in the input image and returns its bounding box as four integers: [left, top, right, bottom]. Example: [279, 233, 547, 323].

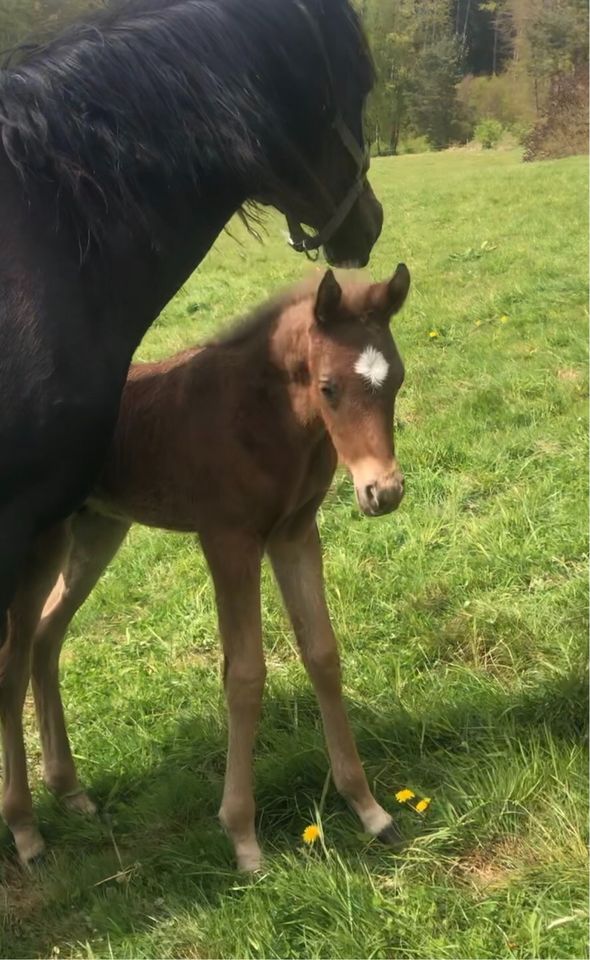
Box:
[320, 380, 338, 404]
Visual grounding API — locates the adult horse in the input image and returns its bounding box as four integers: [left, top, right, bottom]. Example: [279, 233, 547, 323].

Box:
[0, 0, 382, 862]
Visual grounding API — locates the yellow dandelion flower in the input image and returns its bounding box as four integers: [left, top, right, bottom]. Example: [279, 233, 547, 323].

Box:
[415, 797, 432, 813]
[302, 824, 321, 845]
[474, 319, 482, 327]
[499, 315, 509, 324]
[429, 330, 439, 338]
[395, 788, 415, 803]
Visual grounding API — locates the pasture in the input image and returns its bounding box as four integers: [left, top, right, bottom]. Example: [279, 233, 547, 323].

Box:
[1, 148, 587, 959]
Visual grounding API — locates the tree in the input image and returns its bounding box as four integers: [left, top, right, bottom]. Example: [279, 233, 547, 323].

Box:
[407, 34, 466, 148]
[362, 0, 468, 153]
[362, 0, 415, 154]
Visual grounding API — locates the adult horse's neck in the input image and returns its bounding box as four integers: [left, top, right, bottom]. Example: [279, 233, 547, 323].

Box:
[0, 0, 332, 362]
[0, 0, 373, 361]
[81, 182, 245, 364]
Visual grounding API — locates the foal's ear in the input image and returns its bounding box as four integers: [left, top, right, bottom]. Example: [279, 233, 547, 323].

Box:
[369, 263, 411, 321]
[314, 269, 342, 324]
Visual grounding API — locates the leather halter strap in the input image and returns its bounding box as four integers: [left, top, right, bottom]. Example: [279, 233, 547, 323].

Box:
[286, 112, 369, 259]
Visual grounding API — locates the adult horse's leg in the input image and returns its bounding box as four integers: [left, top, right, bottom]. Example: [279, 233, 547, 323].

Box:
[269, 522, 401, 846]
[201, 530, 265, 872]
[32, 510, 130, 813]
[0, 523, 70, 863]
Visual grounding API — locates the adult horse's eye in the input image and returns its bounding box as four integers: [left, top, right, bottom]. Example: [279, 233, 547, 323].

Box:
[320, 380, 338, 405]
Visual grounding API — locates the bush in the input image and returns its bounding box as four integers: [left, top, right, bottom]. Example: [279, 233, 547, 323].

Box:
[475, 118, 504, 149]
[398, 134, 432, 155]
[457, 71, 536, 131]
[511, 120, 535, 146]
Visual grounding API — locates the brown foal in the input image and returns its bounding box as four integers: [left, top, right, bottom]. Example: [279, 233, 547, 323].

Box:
[21, 265, 409, 870]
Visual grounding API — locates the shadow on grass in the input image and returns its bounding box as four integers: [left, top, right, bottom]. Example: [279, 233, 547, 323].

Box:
[1, 667, 587, 957]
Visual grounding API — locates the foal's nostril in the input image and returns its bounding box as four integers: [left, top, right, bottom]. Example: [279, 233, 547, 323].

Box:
[365, 484, 378, 508]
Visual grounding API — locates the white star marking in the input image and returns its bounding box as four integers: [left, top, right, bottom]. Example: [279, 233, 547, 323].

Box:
[354, 346, 389, 389]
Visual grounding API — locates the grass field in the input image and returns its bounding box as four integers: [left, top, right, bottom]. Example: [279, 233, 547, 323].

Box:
[1, 149, 588, 959]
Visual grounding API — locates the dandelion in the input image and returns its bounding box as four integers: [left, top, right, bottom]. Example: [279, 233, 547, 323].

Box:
[429, 330, 439, 338]
[415, 797, 432, 813]
[302, 823, 321, 845]
[395, 788, 415, 803]
[499, 315, 509, 324]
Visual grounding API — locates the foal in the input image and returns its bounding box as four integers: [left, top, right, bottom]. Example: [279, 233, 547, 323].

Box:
[32, 265, 410, 871]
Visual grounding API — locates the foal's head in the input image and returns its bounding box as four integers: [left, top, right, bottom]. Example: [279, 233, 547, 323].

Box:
[308, 265, 410, 516]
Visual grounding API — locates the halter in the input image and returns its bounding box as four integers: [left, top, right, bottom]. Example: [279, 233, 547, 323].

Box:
[286, 111, 369, 261]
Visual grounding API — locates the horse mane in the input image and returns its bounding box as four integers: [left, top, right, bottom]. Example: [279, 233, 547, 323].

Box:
[211, 275, 320, 350]
[131, 276, 319, 382]
[0, 0, 372, 244]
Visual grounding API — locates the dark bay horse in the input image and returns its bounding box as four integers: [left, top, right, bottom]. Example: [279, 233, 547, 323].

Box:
[0, 0, 383, 861]
[28, 265, 409, 870]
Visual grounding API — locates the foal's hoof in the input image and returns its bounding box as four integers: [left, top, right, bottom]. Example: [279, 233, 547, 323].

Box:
[14, 827, 46, 867]
[377, 820, 405, 852]
[235, 845, 263, 874]
[63, 789, 97, 817]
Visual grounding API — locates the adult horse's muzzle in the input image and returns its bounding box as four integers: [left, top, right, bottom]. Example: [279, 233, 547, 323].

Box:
[287, 113, 383, 268]
[323, 184, 383, 268]
[288, 180, 383, 268]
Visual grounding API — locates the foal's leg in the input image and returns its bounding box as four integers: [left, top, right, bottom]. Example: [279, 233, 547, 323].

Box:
[269, 523, 400, 844]
[201, 530, 265, 872]
[0, 523, 70, 863]
[32, 510, 129, 813]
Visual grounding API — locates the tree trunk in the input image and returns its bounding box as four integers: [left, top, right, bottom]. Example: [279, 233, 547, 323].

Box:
[390, 122, 400, 155]
[492, 19, 498, 75]
[461, 0, 472, 52]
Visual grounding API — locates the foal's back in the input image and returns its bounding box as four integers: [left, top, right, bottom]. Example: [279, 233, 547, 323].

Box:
[94, 307, 333, 536]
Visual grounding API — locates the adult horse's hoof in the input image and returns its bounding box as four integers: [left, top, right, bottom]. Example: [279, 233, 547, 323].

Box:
[377, 820, 405, 852]
[14, 826, 46, 866]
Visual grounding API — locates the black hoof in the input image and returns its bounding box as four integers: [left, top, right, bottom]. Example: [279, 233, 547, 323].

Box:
[377, 821, 405, 852]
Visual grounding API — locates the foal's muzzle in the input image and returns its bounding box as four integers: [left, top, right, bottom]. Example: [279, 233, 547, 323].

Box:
[356, 471, 405, 517]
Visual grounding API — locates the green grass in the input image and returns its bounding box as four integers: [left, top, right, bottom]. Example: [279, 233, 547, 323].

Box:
[2, 149, 588, 959]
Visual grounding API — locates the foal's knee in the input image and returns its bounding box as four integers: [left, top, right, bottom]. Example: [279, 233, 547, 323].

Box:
[224, 660, 266, 705]
[304, 644, 341, 687]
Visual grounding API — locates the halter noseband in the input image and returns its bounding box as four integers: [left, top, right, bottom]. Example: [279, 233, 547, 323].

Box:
[286, 112, 369, 261]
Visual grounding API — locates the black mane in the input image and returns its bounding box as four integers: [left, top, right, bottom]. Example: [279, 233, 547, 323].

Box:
[0, 0, 372, 242]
